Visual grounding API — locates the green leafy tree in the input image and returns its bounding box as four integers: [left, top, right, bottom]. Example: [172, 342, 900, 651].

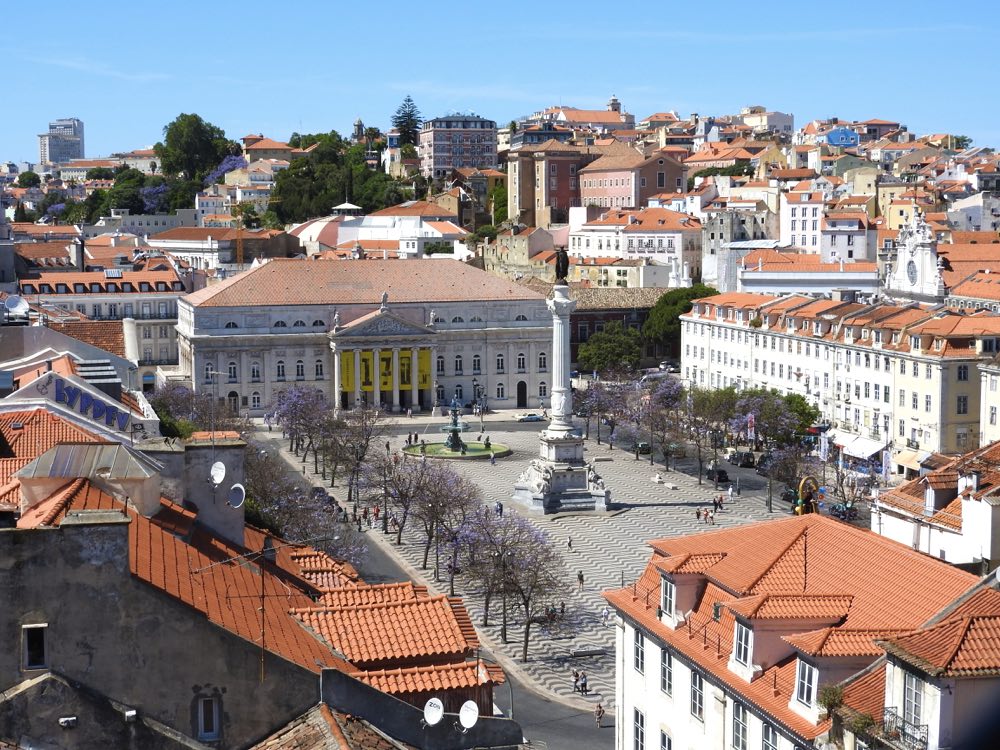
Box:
[490, 185, 508, 224]
[687, 386, 738, 483]
[392, 95, 422, 147]
[13, 202, 29, 222]
[578, 321, 642, 375]
[154, 113, 238, 180]
[401, 143, 418, 159]
[17, 171, 40, 188]
[951, 135, 972, 150]
[642, 284, 718, 355]
[85, 167, 115, 180]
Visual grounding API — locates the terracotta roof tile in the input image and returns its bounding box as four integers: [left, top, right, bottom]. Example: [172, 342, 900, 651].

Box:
[606, 516, 979, 741]
[879, 615, 1000, 676]
[292, 595, 477, 668]
[319, 582, 427, 608]
[185, 258, 546, 308]
[351, 659, 504, 696]
[728, 594, 855, 621]
[47, 321, 127, 357]
[840, 662, 887, 719]
[369, 201, 457, 218]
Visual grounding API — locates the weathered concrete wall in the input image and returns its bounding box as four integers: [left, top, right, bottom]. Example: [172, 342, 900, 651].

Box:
[321, 669, 523, 750]
[0, 517, 319, 749]
[0, 671, 206, 749]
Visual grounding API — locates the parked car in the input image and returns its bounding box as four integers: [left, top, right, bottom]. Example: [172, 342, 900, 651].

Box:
[665, 443, 687, 459]
[726, 449, 740, 464]
[658, 360, 680, 373]
[733, 451, 756, 468]
[756, 454, 774, 476]
[514, 412, 544, 422]
[629, 441, 652, 454]
[780, 488, 797, 506]
[706, 467, 730, 484]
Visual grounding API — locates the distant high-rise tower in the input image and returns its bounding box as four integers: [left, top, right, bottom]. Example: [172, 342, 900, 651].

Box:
[38, 117, 85, 165]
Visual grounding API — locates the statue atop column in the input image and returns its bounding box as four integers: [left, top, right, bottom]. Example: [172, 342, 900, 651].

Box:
[554, 247, 569, 284]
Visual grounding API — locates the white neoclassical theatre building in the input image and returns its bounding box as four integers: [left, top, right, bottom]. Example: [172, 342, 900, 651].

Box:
[164, 258, 553, 414]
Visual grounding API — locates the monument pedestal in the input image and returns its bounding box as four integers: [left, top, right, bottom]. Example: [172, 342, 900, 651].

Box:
[512, 283, 612, 514]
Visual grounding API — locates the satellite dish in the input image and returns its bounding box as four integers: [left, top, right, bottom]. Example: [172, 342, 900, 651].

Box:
[422, 697, 444, 727]
[209, 461, 226, 487]
[227, 483, 246, 509]
[458, 700, 479, 730]
[4, 295, 29, 315]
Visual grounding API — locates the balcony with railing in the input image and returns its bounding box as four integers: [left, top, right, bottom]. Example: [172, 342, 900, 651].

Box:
[879, 707, 928, 750]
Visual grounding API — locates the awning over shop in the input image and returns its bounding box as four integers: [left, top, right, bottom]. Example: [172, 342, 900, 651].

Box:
[893, 449, 932, 472]
[842, 435, 885, 459]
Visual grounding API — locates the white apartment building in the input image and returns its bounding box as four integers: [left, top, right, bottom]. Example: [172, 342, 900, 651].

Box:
[567, 208, 701, 283]
[779, 191, 826, 249]
[820, 212, 877, 262]
[605, 515, 981, 750]
[681, 291, 1000, 461]
[18, 266, 188, 378]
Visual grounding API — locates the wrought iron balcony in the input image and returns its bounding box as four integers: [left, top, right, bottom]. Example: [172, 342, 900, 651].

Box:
[880, 707, 928, 750]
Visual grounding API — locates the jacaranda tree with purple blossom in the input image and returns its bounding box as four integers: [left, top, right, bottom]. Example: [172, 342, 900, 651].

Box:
[204, 154, 247, 186]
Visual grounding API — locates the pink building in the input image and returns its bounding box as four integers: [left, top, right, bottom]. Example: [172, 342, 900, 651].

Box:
[578, 150, 685, 210]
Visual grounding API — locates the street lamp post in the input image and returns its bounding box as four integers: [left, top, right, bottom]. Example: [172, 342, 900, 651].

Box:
[494, 550, 511, 643]
[473, 377, 484, 432]
[382, 441, 390, 533]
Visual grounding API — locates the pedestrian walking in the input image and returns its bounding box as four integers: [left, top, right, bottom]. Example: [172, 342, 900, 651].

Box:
[601, 605, 610, 627]
[560, 601, 565, 619]
[497, 501, 504, 518]
[696, 508, 702, 522]
[712, 498, 718, 512]
[577, 570, 584, 591]
[709, 509, 716, 525]
[568, 537, 573, 551]
[572, 669, 580, 693]
[595, 703, 605, 729]
[490, 451, 496, 466]
[705, 508, 711, 524]
[406, 408, 412, 419]
[579, 671, 589, 695]
[728, 485, 734, 503]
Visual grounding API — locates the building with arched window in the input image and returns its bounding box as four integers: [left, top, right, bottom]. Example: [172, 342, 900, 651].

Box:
[168, 259, 552, 414]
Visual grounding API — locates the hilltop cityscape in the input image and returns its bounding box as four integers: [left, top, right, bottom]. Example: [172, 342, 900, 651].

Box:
[4, 63, 1000, 750]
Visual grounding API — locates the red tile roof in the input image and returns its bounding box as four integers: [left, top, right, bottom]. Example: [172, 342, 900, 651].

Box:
[879, 610, 1000, 677]
[319, 582, 427, 608]
[184, 258, 546, 308]
[47, 320, 127, 357]
[352, 659, 504, 696]
[606, 515, 979, 741]
[292, 595, 478, 668]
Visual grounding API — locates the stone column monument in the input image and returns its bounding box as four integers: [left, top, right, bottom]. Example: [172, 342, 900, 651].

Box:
[513, 272, 610, 513]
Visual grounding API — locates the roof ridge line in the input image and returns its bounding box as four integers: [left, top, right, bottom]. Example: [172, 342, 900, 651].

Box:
[745, 524, 810, 594]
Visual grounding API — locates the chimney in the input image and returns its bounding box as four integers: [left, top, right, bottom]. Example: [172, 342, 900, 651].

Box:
[70, 237, 85, 270]
[262, 536, 276, 564]
[179, 432, 247, 546]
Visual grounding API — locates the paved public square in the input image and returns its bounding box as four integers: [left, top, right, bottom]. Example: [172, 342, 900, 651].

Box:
[257, 410, 790, 715]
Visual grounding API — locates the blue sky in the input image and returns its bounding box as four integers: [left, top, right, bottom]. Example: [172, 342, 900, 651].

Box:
[5, 1, 998, 162]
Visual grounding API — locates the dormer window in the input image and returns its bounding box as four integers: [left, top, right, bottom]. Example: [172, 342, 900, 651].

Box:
[734, 622, 752, 666]
[795, 660, 817, 707]
[862, 329, 869, 339]
[910, 336, 920, 349]
[660, 578, 675, 617]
